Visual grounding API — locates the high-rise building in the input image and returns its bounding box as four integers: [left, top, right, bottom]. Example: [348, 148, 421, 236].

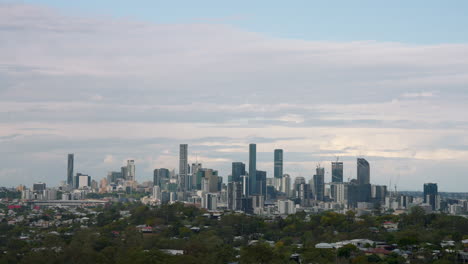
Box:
[313, 167, 325, 201]
[293, 176, 306, 192]
[191, 162, 202, 188]
[274, 149, 283, 179]
[203, 193, 218, 211]
[335, 183, 349, 204]
[256, 170, 267, 199]
[179, 144, 188, 191]
[278, 199, 296, 215]
[241, 175, 249, 197]
[126, 160, 135, 181]
[153, 168, 170, 187]
[153, 169, 161, 186]
[371, 185, 387, 203]
[424, 183, 438, 210]
[152, 186, 161, 200]
[121, 166, 128, 180]
[331, 161, 343, 183]
[249, 144, 257, 195]
[232, 162, 246, 183]
[357, 158, 370, 185]
[67, 154, 74, 186]
[197, 168, 218, 193]
[77, 174, 91, 189]
[107, 171, 123, 184]
[281, 174, 291, 197]
[33, 182, 46, 192]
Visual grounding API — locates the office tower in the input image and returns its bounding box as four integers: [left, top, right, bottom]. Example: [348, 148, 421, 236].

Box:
[232, 162, 246, 183]
[281, 174, 291, 197]
[179, 144, 188, 191]
[77, 174, 91, 188]
[121, 166, 128, 180]
[126, 160, 135, 181]
[33, 182, 46, 192]
[44, 189, 57, 200]
[249, 143, 257, 195]
[241, 175, 249, 197]
[266, 185, 276, 200]
[107, 171, 123, 184]
[241, 196, 253, 214]
[335, 183, 349, 204]
[424, 183, 438, 210]
[274, 149, 283, 179]
[256, 170, 267, 199]
[278, 200, 296, 215]
[153, 169, 161, 186]
[251, 195, 265, 212]
[159, 168, 170, 179]
[203, 193, 218, 210]
[191, 162, 202, 188]
[228, 181, 243, 211]
[298, 183, 311, 206]
[152, 186, 161, 200]
[197, 168, 218, 193]
[371, 185, 387, 203]
[227, 182, 235, 210]
[347, 181, 359, 208]
[331, 161, 343, 183]
[195, 170, 203, 190]
[274, 149, 283, 191]
[67, 154, 74, 186]
[153, 168, 171, 187]
[313, 167, 325, 201]
[293, 176, 305, 192]
[357, 158, 370, 185]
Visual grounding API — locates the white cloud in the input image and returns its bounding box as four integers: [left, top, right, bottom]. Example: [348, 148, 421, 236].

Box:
[1, 3, 468, 190]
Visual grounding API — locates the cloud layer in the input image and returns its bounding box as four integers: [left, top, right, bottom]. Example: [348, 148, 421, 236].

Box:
[1, 3, 468, 191]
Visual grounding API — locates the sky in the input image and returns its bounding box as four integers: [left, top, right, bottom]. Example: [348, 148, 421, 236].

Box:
[1, 1, 468, 191]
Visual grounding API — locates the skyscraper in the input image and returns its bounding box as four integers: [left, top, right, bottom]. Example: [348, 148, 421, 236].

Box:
[424, 183, 438, 210]
[153, 169, 162, 186]
[179, 144, 188, 191]
[357, 158, 370, 185]
[232, 162, 246, 183]
[331, 161, 343, 183]
[256, 170, 267, 199]
[121, 166, 128, 180]
[126, 160, 135, 181]
[249, 143, 257, 195]
[191, 162, 202, 188]
[281, 174, 291, 197]
[313, 167, 325, 201]
[274, 149, 283, 179]
[67, 154, 74, 186]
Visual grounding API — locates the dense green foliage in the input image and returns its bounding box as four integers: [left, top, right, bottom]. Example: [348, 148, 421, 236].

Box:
[0, 204, 467, 263]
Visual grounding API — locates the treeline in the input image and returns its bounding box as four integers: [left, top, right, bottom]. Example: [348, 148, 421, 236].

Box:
[0, 203, 467, 263]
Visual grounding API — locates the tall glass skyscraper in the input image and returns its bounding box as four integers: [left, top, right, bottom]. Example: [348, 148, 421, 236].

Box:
[313, 167, 325, 201]
[179, 144, 188, 191]
[357, 158, 370, 185]
[126, 160, 135, 181]
[67, 154, 74, 186]
[232, 162, 246, 183]
[331, 161, 343, 183]
[249, 143, 256, 195]
[424, 183, 438, 210]
[274, 149, 283, 179]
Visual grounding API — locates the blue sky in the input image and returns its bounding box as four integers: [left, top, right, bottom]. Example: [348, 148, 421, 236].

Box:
[1, 1, 468, 191]
[17, 0, 468, 43]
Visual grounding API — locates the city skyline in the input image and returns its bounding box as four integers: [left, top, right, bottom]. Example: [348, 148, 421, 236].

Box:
[1, 2, 468, 191]
[7, 145, 461, 194]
